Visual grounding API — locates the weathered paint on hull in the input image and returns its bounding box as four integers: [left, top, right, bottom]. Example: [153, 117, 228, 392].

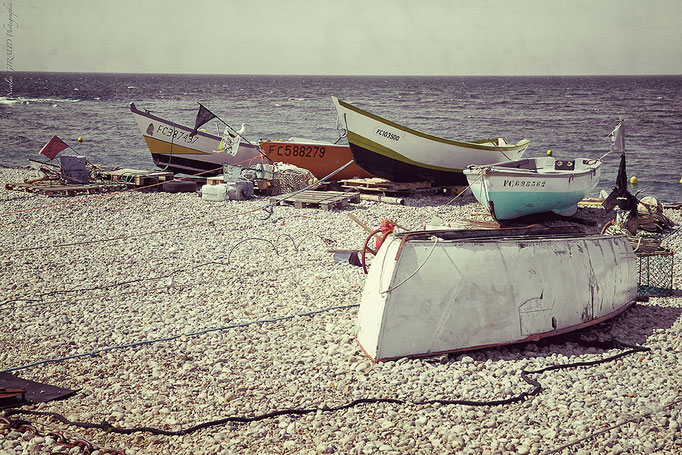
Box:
[481, 189, 593, 219]
[259, 140, 373, 180]
[357, 230, 637, 361]
[130, 103, 263, 176]
[465, 159, 602, 220]
[332, 96, 530, 186]
[143, 136, 263, 176]
[347, 139, 469, 185]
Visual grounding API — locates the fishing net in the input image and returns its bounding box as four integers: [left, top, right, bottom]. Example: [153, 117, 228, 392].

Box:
[636, 249, 674, 297]
[270, 167, 316, 196]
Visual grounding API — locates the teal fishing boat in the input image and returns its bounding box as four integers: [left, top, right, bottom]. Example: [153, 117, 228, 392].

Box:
[464, 157, 603, 220]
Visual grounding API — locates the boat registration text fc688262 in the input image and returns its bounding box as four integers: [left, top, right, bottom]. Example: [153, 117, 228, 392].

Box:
[503, 179, 546, 188]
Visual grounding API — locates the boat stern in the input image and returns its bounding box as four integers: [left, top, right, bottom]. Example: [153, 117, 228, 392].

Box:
[355, 236, 403, 362]
[511, 138, 531, 158]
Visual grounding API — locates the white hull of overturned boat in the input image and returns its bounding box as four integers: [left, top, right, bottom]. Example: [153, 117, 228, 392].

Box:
[357, 229, 637, 361]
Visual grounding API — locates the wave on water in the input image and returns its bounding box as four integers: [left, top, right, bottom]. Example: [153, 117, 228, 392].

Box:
[0, 97, 20, 105]
[0, 96, 81, 105]
[1, 73, 680, 201]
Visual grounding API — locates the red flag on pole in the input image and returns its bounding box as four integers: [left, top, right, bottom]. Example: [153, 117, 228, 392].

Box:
[39, 136, 70, 160]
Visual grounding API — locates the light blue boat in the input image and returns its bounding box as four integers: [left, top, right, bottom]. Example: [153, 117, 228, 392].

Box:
[464, 157, 603, 220]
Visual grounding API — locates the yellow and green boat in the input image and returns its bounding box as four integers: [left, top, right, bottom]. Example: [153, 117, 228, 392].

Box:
[332, 96, 530, 186]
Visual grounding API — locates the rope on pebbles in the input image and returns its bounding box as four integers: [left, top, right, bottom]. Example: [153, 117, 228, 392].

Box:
[2, 338, 651, 438]
[0, 303, 361, 374]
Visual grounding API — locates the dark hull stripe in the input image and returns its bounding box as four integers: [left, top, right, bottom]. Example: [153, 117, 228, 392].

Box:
[152, 153, 223, 176]
[349, 144, 469, 186]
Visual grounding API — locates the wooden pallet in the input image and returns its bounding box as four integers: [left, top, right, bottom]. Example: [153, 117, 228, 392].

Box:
[270, 190, 361, 211]
[339, 178, 436, 195]
[4, 182, 125, 197]
[95, 169, 174, 188]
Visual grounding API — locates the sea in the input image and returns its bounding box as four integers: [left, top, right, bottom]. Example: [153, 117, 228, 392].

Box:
[1, 72, 681, 202]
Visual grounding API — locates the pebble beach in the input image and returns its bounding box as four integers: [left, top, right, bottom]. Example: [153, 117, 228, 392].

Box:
[1, 166, 681, 455]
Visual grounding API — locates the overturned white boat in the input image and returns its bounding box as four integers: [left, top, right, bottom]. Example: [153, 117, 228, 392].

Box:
[357, 227, 637, 361]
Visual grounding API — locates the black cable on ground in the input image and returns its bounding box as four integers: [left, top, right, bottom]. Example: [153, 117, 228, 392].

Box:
[540, 396, 682, 455]
[1, 231, 337, 310]
[0, 264, 214, 307]
[0, 303, 360, 373]
[1, 233, 309, 307]
[2, 339, 650, 437]
[225, 237, 279, 264]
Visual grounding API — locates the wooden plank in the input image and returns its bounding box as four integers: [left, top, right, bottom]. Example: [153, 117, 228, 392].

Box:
[347, 213, 374, 232]
[578, 197, 606, 207]
[359, 194, 405, 205]
[340, 177, 431, 190]
[4, 182, 125, 197]
[96, 169, 174, 188]
[339, 177, 436, 195]
[270, 190, 360, 210]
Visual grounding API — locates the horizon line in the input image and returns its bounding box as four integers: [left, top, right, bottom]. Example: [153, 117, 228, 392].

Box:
[1, 70, 681, 78]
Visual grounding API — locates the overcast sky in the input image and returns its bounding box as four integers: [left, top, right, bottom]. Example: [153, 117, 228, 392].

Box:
[4, 0, 681, 75]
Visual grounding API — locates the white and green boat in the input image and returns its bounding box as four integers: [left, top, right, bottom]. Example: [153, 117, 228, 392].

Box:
[331, 96, 530, 186]
[464, 157, 603, 220]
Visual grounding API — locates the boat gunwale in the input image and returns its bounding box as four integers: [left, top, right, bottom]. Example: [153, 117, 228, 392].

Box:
[387, 227, 637, 262]
[359, 299, 637, 363]
[334, 97, 530, 152]
[130, 102, 226, 142]
[465, 167, 602, 180]
[397, 232, 630, 245]
[258, 139, 349, 148]
[391, 225, 591, 242]
[464, 160, 603, 179]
